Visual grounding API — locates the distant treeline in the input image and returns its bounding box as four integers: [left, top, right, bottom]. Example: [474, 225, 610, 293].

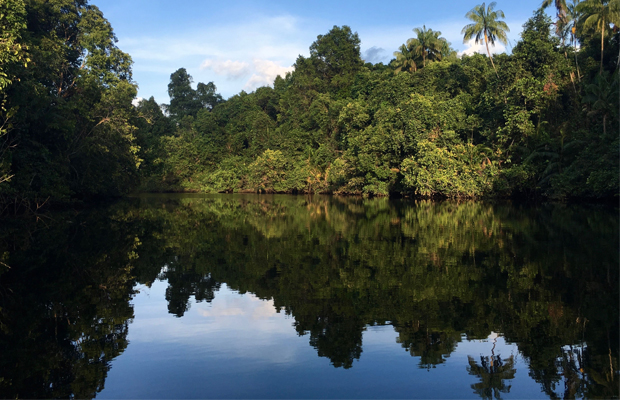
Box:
[0, 0, 618, 212]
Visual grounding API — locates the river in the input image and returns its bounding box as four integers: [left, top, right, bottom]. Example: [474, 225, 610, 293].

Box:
[0, 194, 617, 398]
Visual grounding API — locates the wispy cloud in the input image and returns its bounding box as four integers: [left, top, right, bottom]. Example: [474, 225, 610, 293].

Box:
[200, 59, 252, 79]
[243, 59, 294, 91]
[197, 295, 279, 320]
[198, 58, 294, 91]
[118, 14, 311, 101]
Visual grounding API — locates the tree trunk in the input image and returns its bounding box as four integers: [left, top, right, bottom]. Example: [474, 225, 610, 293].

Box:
[563, 48, 577, 93]
[600, 17, 605, 75]
[573, 32, 581, 82]
[485, 31, 499, 78]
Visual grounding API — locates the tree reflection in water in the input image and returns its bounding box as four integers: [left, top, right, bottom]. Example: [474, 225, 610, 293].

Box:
[0, 208, 137, 398]
[395, 322, 460, 369]
[467, 334, 516, 399]
[467, 354, 516, 399]
[0, 195, 617, 398]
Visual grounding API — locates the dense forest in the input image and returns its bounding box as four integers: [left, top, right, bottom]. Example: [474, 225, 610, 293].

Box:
[0, 0, 619, 212]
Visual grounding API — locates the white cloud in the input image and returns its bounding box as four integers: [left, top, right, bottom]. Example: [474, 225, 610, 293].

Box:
[122, 15, 304, 63]
[197, 295, 278, 320]
[200, 59, 251, 79]
[118, 14, 310, 101]
[198, 306, 244, 317]
[243, 59, 294, 91]
[458, 38, 507, 57]
[198, 57, 293, 91]
[132, 97, 144, 107]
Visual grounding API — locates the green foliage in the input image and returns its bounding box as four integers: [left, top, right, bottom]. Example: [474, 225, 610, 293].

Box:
[309, 25, 363, 98]
[134, 97, 173, 179]
[402, 137, 498, 197]
[2, 3, 619, 210]
[0, 0, 142, 209]
[393, 43, 420, 73]
[0, 0, 28, 91]
[582, 70, 619, 134]
[200, 156, 249, 193]
[167, 68, 222, 121]
[248, 149, 312, 193]
[112, 12, 620, 201]
[576, 0, 620, 73]
[409, 25, 449, 67]
[393, 26, 455, 74]
[462, 2, 510, 75]
[462, 2, 510, 47]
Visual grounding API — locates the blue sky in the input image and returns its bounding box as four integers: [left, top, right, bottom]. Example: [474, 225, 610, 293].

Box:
[95, 0, 550, 103]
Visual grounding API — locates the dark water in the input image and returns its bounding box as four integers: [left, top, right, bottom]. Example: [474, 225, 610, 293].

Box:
[0, 194, 617, 399]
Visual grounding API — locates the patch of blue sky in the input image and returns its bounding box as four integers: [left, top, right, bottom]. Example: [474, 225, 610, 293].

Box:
[95, 0, 550, 103]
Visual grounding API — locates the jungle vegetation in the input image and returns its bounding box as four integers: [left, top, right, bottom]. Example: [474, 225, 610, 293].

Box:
[0, 0, 619, 213]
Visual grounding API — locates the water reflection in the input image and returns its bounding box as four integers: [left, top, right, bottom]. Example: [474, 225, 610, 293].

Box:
[0, 195, 617, 398]
[467, 334, 517, 399]
[0, 208, 136, 398]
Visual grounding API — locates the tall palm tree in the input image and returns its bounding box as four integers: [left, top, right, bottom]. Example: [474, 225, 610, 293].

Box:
[566, 0, 583, 81]
[393, 43, 421, 73]
[583, 71, 619, 135]
[462, 2, 510, 77]
[541, 0, 572, 45]
[410, 25, 445, 67]
[555, 12, 572, 45]
[551, 1, 581, 89]
[542, 0, 569, 18]
[576, 0, 620, 74]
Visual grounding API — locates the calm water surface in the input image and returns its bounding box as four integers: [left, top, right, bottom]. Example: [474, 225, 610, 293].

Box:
[0, 194, 617, 399]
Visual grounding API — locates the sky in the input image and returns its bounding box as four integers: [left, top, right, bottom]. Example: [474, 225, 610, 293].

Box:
[95, 0, 550, 103]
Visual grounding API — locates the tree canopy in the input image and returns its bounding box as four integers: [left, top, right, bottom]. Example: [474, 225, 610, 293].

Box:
[0, 1, 618, 213]
[462, 2, 510, 76]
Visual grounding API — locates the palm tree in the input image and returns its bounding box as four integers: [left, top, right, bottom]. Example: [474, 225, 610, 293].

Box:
[462, 2, 510, 77]
[576, 0, 620, 74]
[556, 12, 572, 45]
[393, 43, 420, 74]
[410, 25, 445, 67]
[551, 1, 581, 89]
[567, 0, 583, 81]
[542, 0, 569, 18]
[441, 40, 459, 62]
[583, 71, 619, 135]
